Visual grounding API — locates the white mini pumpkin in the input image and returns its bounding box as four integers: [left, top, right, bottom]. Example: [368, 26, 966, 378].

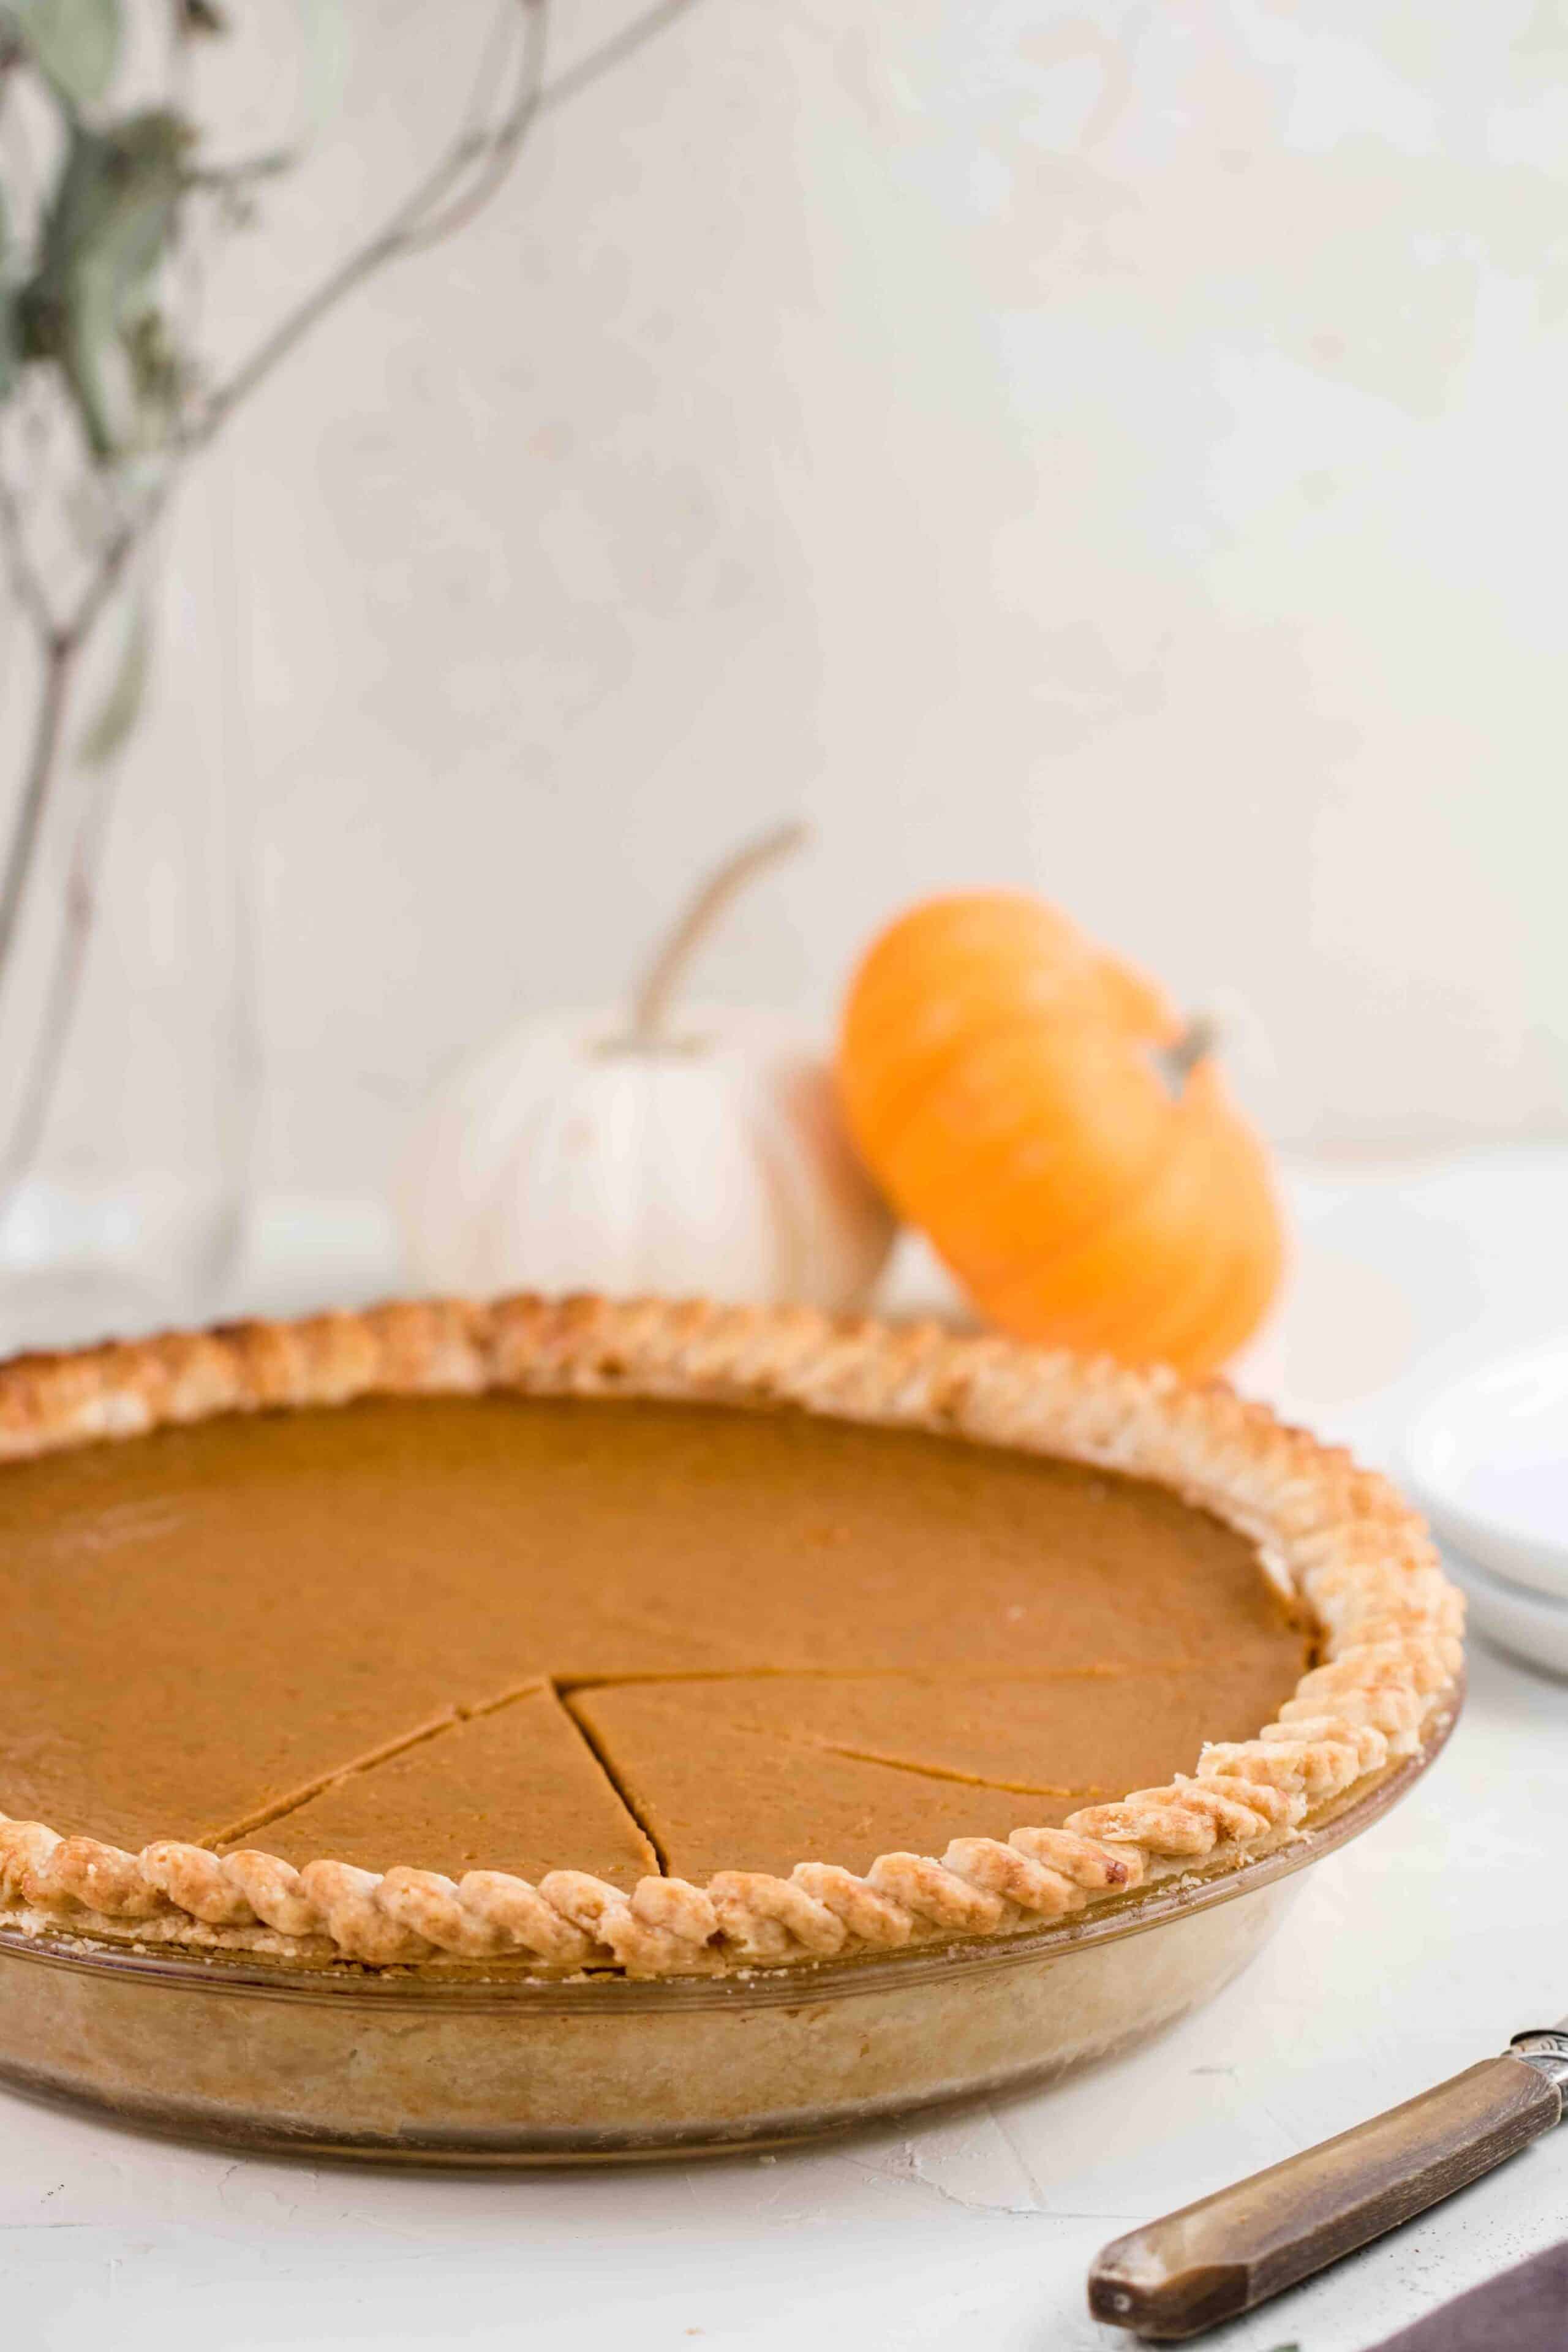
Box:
[399, 827, 895, 1312]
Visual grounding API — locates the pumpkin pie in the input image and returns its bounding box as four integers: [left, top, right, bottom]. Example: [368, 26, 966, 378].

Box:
[0, 1298, 1461, 1975]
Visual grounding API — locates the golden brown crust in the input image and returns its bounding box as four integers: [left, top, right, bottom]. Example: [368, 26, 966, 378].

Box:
[0, 1296, 1461, 1975]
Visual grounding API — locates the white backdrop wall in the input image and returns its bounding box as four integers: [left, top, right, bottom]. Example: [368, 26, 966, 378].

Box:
[6, 0, 1568, 1193]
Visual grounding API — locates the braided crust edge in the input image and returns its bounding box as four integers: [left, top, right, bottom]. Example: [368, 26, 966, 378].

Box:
[0, 1296, 1462, 1977]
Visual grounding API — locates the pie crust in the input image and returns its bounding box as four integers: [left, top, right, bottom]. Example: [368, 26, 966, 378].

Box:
[0, 1296, 1462, 1977]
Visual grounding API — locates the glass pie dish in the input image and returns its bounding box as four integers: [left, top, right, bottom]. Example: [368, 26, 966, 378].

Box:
[0, 1709, 1454, 2165]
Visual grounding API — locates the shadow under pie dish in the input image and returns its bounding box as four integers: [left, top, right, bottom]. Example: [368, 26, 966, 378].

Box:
[0, 1297, 1462, 2159]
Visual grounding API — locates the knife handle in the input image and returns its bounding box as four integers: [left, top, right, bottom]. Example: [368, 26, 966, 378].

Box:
[1088, 2050, 1564, 2341]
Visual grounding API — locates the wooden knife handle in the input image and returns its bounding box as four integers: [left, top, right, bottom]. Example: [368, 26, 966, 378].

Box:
[1088, 2052, 1564, 2341]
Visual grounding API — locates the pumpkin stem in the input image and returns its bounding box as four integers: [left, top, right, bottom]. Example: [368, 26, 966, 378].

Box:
[1156, 1012, 1221, 1095]
[627, 820, 810, 1048]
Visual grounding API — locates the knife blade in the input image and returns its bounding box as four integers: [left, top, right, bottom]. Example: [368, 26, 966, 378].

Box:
[1088, 2021, 1568, 2340]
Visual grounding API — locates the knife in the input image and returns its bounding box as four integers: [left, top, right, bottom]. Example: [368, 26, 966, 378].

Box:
[1088, 2021, 1568, 2340]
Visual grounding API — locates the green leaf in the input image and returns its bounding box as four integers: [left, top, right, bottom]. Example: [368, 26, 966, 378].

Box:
[6, 0, 123, 109]
[76, 590, 150, 766]
[17, 110, 191, 458]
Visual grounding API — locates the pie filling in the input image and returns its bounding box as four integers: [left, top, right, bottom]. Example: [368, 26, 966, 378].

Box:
[1, 1393, 1310, 1885]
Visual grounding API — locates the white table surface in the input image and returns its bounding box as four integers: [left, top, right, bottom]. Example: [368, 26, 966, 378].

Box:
[4, 1150, 1566, 2352]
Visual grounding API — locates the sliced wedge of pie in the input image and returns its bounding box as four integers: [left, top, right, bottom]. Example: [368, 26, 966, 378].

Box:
[0, 1298, 1461, 1974]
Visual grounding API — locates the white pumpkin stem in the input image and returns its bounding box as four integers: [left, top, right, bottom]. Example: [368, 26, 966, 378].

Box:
[627, 820, 809, 1047]
[1155, 1012, 1221, 1095]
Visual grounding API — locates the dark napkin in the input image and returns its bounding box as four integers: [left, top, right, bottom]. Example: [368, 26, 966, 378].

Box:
[1367, 2242, 1568, 2351]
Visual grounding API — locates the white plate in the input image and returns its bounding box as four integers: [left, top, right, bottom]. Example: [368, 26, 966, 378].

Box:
[1403, 1342, 1568, 1604]
[1438, 1544, 1568, 1681]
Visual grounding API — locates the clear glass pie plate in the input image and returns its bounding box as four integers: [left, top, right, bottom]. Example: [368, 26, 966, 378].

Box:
[0, 1708, 1455, 2165]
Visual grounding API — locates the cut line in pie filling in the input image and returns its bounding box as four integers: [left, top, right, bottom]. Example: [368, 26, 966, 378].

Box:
[0, 1392, 1310, 1888]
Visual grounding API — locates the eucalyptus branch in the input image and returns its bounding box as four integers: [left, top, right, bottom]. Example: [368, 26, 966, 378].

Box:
[0, 0, 552, 1033]
[394, 2, 548, 254]
[194, 0, 551, 440]
[0, 461, 58, 643]
[0, 480, 160, 990]
[192, 0, 699, 437]
[0, 716, 118, 1200]
[68, 485, 163, 639]
[185, 149, 293, 194]
[536, 0, 699, 119]
[0, 0, 703, 1207]
[0, 633, 74, 1006]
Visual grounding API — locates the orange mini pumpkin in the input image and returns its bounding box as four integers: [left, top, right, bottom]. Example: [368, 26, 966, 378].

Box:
[836, 893, 1284, 1374]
